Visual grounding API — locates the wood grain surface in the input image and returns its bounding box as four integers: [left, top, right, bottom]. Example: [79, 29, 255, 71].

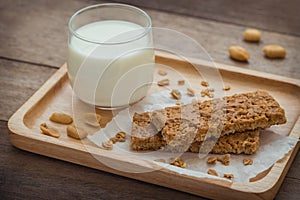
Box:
[1, 0, 300, 79]
[1, 0, 299, 199]
[114, 0, 300, 36]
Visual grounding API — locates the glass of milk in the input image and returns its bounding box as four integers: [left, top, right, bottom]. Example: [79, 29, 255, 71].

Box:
[68, 3, 154, 109]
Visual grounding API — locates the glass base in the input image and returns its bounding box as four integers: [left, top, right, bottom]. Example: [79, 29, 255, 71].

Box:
[94, 96, 146, 111]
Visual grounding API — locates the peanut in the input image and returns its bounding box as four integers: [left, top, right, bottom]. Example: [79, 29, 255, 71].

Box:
[102, 140, 113, 150]
[158, 69, 167, 76]
[49, 112, 73, 124]
[66, 125, 87, 139]
[175, 100, 182, 105]
[263, 45, 286, 59]
[207, 169, 218, 176]
[186, 88, 195, 97]
[40, 123, 60, 138]
[83, 113, 102, 127]
[170, 89, 181, 100]
[228, 46, 249, 62]
[109, 137, 118, 144]
[178, 80, 185, 85]
[157, 79, 170, 86]
[223, 85, 231, 91]
[243, 28, 261, 42]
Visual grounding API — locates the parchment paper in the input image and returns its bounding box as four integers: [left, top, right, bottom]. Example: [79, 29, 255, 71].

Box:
[88, 90, 298, 182]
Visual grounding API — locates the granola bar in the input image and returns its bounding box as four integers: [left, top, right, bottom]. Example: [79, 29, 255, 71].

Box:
[189, 130, 259, 154]
[131, 126, 259, 154]
[161, 91, 286, 143]
[130, 112, 166, 151]
[130, 91, 285, 154]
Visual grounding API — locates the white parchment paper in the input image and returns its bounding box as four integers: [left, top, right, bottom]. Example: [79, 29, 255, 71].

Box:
[88, 90, 298, 182]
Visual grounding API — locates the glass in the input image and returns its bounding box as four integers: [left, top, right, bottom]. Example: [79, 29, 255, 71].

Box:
[68, 3, 154, 109]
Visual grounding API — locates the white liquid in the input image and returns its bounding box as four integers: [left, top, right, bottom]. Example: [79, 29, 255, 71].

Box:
[68, 20, 154, 108]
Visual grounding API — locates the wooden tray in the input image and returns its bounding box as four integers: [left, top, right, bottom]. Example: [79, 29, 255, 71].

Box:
[8, 52, 300, 200]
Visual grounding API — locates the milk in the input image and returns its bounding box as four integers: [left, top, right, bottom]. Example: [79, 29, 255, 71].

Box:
[68, 20, 154, 108]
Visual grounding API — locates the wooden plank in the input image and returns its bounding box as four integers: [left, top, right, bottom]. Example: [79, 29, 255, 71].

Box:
[147, 10, 300, 79]
[0, 121, 202, 200]
[0, 0, 99, 67]
[7, 53, 300, 199]
[114, 0, 300, 36]
[276, 177, 300, 200]
[1, 0, 300, 79]
[0, 59, 56, 121]
[286, 151, 300, 179]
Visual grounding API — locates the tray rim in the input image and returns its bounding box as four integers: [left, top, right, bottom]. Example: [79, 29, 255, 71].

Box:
[8, 51, 300, 199]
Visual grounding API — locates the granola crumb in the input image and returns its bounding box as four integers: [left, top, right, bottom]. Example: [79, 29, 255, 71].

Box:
[102, 140, 113, 150]
[157, 79, 170, 86]
[223, 85, 231, 91]
[109, 137, 118, 144]
[243, 158, 253, 166]
[178, 80, 185, 85]
[170, 157, 186, 168]
[201, 81, 209, 87]
[207, 169, 218, 176]
[217, 154, 231, 166]
[208, 88, 215, 92]
[158, 69, 167, 76]
[223, 173, 234, 180]
[207, 156, 218, 165]
[201, 88, 214, 98]
[175, 100, 182, 105]
[187, 88, 195, 97]
[170, 89, 182, 100]
[115, 131, 126, 142]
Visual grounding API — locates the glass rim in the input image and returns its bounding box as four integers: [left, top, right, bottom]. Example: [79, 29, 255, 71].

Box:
[68, 3, 152, 45]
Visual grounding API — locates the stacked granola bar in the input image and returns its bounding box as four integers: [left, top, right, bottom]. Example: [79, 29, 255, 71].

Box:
[130, 91, 286, 154]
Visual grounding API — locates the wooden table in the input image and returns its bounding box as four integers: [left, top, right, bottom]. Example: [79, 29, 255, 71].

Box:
[1, 0, 299, 199]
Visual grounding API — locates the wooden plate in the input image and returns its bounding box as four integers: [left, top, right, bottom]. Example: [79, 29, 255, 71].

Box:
[8, 51, 300, 200]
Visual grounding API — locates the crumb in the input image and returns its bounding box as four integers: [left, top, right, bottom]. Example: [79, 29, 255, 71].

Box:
[158, 69, 167, 76]
[201, 81, 209, 87]
[170, 89, 182, 100]
[243, 158, 253, 166]
[102, 140, 113, 150]
[217, 154, 230, 166]
[207, 156, 218, 165]
[187, 88, 195, 96]
[201, 89, 214, 98]
[109, 137, 118, 144]
[178, 80, 185, 85]
[157, 79, 170, 86]
[175, 100, 182, 105]
[110, 132, 126, 143]
[170, 157, 186, 168]
[207, 169, 218, 176]
[223, 173, 234, 180]
[223, 85, 231, 91]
